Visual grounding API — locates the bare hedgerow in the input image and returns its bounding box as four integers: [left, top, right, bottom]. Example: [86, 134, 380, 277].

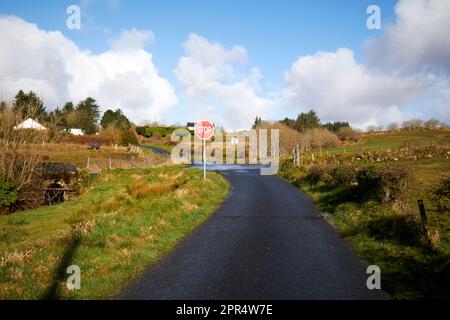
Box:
[379, 165, 415, 213]
[330, 165, 358, 186]
[307, 164, 333, 184]
[355, 165, 415, 213]
[431, 177, 450, 215]
[0, 104, 45, 212]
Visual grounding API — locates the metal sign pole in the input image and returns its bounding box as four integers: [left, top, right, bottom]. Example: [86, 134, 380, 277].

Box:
[203, 139, 206, 179]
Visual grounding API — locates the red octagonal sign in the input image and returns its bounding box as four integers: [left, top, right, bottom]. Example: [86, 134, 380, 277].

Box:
[194, 120, 215, 140]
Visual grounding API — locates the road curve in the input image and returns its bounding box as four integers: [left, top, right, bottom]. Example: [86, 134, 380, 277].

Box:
[120, 167, 389, 300]
[140, 144, 171, 155]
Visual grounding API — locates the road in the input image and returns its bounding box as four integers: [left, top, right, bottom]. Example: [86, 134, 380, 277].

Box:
[120, 166, 389, 300]
[140, 144, 171, 155]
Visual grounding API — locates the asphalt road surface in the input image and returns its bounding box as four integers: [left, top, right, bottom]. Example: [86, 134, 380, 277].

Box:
[140, 144, 171, 155]
[120, 166, 389, 300]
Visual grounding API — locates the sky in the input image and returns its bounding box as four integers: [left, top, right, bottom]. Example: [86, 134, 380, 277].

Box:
[0, 0, 449, 130]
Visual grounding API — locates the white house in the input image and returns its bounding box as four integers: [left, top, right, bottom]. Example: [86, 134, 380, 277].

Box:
[69, 128, 84, 136]
[14, 118, 47, 131]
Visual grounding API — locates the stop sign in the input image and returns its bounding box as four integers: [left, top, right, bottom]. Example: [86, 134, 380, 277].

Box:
[194, 120, 215, 140]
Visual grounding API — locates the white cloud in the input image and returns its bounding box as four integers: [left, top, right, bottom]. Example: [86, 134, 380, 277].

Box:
[364, 0, 450, 73]
[0, 16, 177, 123]
[284, 0, 450, 129]
[110, 28, 154, 51]
[175, 33, 274, 130]
[284, 48, 426, 129]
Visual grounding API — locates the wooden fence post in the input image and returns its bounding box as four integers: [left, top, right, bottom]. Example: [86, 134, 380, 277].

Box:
[417, 200, 430, 241]
[109, 158, 112, 169]
[87, 157, 90, 170]
[293, 146, 297, 167]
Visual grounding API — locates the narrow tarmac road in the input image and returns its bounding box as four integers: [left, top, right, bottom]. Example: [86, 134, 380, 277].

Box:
[120, 167, 389, 300]
[140, 144, 171, 155]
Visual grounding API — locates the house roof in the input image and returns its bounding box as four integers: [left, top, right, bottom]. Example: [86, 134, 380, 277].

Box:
[14, 118, 47, 130]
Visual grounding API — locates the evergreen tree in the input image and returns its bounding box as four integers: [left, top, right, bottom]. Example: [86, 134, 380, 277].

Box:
[13, 90, 47, 120]
[295, 110, 320, 132]
[252, 116, 263, 129]
[75, 97, 100, 134]
[322, 121, 350, 133]
[100, 109, 131, 130]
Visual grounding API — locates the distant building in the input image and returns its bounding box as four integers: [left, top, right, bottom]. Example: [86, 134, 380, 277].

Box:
[14, 118, 47, 131]
[69, 128, 84, 136]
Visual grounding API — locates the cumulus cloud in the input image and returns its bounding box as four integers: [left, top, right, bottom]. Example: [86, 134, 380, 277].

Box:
[284, 48, 426, 128]
[0, 16, 177, 123]
[284, 0, 450, 129]
[364, 0, 450, 73]
[110, 28, 154, 51]
[174, 33, 274, 130]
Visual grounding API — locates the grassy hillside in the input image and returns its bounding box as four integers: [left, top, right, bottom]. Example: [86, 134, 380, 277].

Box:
[324, 129, 450, 154]
[0, 166, 228, 299]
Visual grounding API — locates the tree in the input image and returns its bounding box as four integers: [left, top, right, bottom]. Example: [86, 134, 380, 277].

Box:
[75, 97, 100, 135]
[62, 101, 74, 113]
[322, 121, 350, 133]
[387, 122, 399, 131]
[403, 119, 424, 130]
[252, 116, 262, 129]
[425, 118, 439, 130]
[13, 90, 47, 120]
[0, 100, 7, 114]
[305, 128, 340, 149]
[100, 109, 131, 130]
[280, 117, 296, 130]
[337, 127, 360, 142]
[296, 110, 320, 132]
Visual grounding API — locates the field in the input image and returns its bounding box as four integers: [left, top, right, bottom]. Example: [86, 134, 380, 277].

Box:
[279, 129, 450, 299]
[323, 130, 450, 154]
[36, 143, 143, 166]
[0, 165, 229, 299]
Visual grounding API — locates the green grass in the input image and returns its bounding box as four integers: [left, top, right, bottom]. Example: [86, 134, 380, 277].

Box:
[363, 130, 450, 149]
[279, 155, 450, 299]
[39, 143, 137, 166]
[141, 142, 173, 153]
[0, 165, 229, 299]
[323, 130, 450, 154]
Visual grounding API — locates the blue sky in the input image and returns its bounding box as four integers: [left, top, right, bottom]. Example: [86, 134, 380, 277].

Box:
[1, 0, 448, 129]
[0, 0, 394, 83]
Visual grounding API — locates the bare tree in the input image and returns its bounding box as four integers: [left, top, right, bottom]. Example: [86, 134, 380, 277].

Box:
[387, 122, 399, 131]
[0, 102, 44, 211]
[425, 118, 439, 130]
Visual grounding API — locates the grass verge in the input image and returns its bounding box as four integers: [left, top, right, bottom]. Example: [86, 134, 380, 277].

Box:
[0, 165, 228, 299]
[279, 160, 450, 299]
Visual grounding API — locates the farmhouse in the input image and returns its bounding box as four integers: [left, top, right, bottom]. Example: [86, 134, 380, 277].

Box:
[69, 128, 84, 136]
[14, 118, 47, 131]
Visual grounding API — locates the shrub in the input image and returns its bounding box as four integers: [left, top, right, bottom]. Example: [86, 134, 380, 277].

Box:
[305, 128, 341, 149]
[337, 127, 360, 142]
[330, 165, 358, 186]
[307, 164, 333, 184]
[69, 168, 91, 195]
[255, 122, 303, 156]
[120, 129, 139, 146]
[431, 177, 450, 214]
[135, 126, 176, 138]
[356, 166, 381, 197]
[379, 165, 415, 212]
[356, 165, 414, 212]
[0, 180, 18, 212]
[61, 134, 114, 146]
